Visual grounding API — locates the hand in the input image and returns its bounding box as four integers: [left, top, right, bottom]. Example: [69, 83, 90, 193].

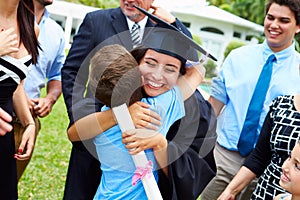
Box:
[122, 129, 167, 155]
[186, 62, 206, 82]
[129, 101, 161, 130]
[0, 107, 13, 135]
[217, 190, 236, 200]
[14, 123, 36, 160]
[0, 28, 19, 56]
[31, 97, 54, 118]
[195, 62, 206, 81]
[27, 98, 36, 117]
[150, 5, 176, 23]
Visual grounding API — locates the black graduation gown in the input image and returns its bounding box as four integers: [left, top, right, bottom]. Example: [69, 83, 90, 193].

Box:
[159, 90, 217, 200]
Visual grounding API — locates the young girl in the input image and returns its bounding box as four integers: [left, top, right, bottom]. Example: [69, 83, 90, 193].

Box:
[274, 141, 300, 200]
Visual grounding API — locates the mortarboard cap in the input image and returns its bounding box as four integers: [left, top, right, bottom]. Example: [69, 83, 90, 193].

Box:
[134, 5, 217, 62]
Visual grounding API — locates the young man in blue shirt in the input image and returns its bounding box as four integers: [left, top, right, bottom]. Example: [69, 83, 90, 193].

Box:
[201, 0, 300, 199]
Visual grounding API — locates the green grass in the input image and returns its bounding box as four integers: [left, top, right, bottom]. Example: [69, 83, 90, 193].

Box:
[18, 93, 71, 199]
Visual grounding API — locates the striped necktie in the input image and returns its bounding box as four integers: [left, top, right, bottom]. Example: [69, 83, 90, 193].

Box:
[131, 23, 141, 48]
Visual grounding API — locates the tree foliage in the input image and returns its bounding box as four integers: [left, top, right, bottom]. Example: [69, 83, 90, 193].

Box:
[208, 0, 300, 51]
[208, 0, 266, 25]
[65, 0, 118, 9]
[223, 40, 246, 60]
[192, 34, 217, 78]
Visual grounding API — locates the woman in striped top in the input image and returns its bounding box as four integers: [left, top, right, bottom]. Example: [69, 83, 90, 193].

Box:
[0, 0, 39, 198]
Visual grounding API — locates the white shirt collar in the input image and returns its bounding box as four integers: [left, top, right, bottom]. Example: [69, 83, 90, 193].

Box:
[126, 16, 148, 30]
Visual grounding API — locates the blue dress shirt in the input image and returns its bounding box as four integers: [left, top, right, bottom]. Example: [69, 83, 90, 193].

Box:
[211, 40, 300, 151]
[24, 9, 65, 99]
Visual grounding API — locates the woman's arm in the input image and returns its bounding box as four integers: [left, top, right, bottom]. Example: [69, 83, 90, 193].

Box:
[217, 166, 257, 200]
[243, 110, 273, 175]
[13, 81, 35, 160]
[13, 82, 34, 128]
[177, 62, 206, 100]
[67, 101, 162, 141]
[219, 109, 274, 199]
[208, 96, 225, 117]
[67, 109, 116, 141]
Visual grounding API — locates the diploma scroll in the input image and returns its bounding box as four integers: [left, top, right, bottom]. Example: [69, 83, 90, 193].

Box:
[112, 103, 163, 200]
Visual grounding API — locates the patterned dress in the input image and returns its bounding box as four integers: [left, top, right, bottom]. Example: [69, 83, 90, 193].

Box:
[245, 95, 300, 200]
[0, 55, 32, 199]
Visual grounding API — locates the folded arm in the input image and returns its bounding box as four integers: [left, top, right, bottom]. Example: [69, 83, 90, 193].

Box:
[13, 82, 35, 160]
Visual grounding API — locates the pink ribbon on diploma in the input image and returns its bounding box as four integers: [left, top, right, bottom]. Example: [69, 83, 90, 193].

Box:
[132, 160, 153, 186]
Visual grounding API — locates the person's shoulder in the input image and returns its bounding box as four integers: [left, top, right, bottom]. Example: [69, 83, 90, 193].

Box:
[46, 17, 64, 33]
[224, 43, 261, 63]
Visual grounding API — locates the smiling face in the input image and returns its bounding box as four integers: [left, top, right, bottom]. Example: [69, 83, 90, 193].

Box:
[120, 0, 154, 22]
[264, 3, 300, 52]
[139, 49, 181, 97]
[279, 143, 300, 196]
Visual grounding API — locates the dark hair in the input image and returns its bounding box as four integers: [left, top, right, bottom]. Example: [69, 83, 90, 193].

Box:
[131, 45, 187, 75]
[89, 45, 143, 107]
[18, 0, 40, 64]
[265, 0, 300, 25]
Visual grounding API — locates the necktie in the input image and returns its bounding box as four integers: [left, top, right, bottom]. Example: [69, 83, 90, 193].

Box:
[238, 54, 276, 157]
[131, 23, 141, 48]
